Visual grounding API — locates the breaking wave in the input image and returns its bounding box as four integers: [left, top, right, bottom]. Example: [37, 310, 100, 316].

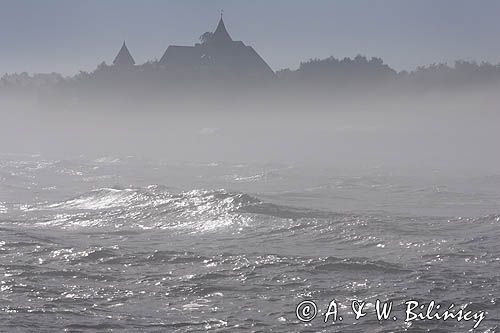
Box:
[21, 186, 336, 232]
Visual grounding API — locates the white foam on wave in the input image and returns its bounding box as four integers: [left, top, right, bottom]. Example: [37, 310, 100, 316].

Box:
[47, 188, 142, 210]
[30, 187, 260, 232]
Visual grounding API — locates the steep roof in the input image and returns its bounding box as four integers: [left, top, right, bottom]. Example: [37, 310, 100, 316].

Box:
[245, 46, 275, 76]
[212, 17, 232, 44]
[159, 45, 203, 67]
[113, 42, 135, 66]
[158, 15, 274, 78]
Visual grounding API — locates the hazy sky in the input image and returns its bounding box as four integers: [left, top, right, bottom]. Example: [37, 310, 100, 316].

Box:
[1, 0, 500, 75]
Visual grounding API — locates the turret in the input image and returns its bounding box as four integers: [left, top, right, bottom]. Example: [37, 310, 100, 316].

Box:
[113, 41, 136, 67]
[211, 16, 233, 45]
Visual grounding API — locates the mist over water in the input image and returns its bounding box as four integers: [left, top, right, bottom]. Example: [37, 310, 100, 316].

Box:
[1, 89, 500, 173]
[0, 86, 499, 332]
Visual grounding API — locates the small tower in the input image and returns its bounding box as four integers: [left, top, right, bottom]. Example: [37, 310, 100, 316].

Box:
[212, 14, 233, 45]
[113, 41, 135, 67]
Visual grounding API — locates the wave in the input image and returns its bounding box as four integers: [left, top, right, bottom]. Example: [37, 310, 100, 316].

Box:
[16, 185, 500, 237]
[45, 186, 262, 212]
[27, 186, 327, 231]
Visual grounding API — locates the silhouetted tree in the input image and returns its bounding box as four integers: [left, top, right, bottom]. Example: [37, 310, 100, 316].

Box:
[199, 32, 214, 45]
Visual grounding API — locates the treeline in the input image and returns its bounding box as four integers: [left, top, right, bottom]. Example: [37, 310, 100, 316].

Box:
[2, 55, 500, 102]
[277, 56, 500, 92]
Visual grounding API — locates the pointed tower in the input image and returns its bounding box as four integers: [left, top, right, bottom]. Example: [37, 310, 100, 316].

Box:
[113, 41, 136, 67]
[158, 13, 275, 79]
[212, 15, 233, 45]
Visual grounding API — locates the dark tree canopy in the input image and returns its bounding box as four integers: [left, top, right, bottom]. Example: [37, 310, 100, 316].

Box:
[199, 32, 214, 45]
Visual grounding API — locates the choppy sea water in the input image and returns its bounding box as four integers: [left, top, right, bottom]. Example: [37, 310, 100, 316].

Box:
[0, 155, 499, 332]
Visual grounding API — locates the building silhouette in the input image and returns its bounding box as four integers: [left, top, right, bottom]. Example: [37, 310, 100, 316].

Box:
[159, 16, 274, 79]
[111, 16, 274, 80]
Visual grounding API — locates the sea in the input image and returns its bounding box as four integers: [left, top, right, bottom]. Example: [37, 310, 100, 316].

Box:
[0, 154, 499, 332]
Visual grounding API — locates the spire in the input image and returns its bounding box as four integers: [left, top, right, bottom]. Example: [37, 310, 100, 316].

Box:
[113, 41, 135, 66]
[212, 15, 232, 44]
